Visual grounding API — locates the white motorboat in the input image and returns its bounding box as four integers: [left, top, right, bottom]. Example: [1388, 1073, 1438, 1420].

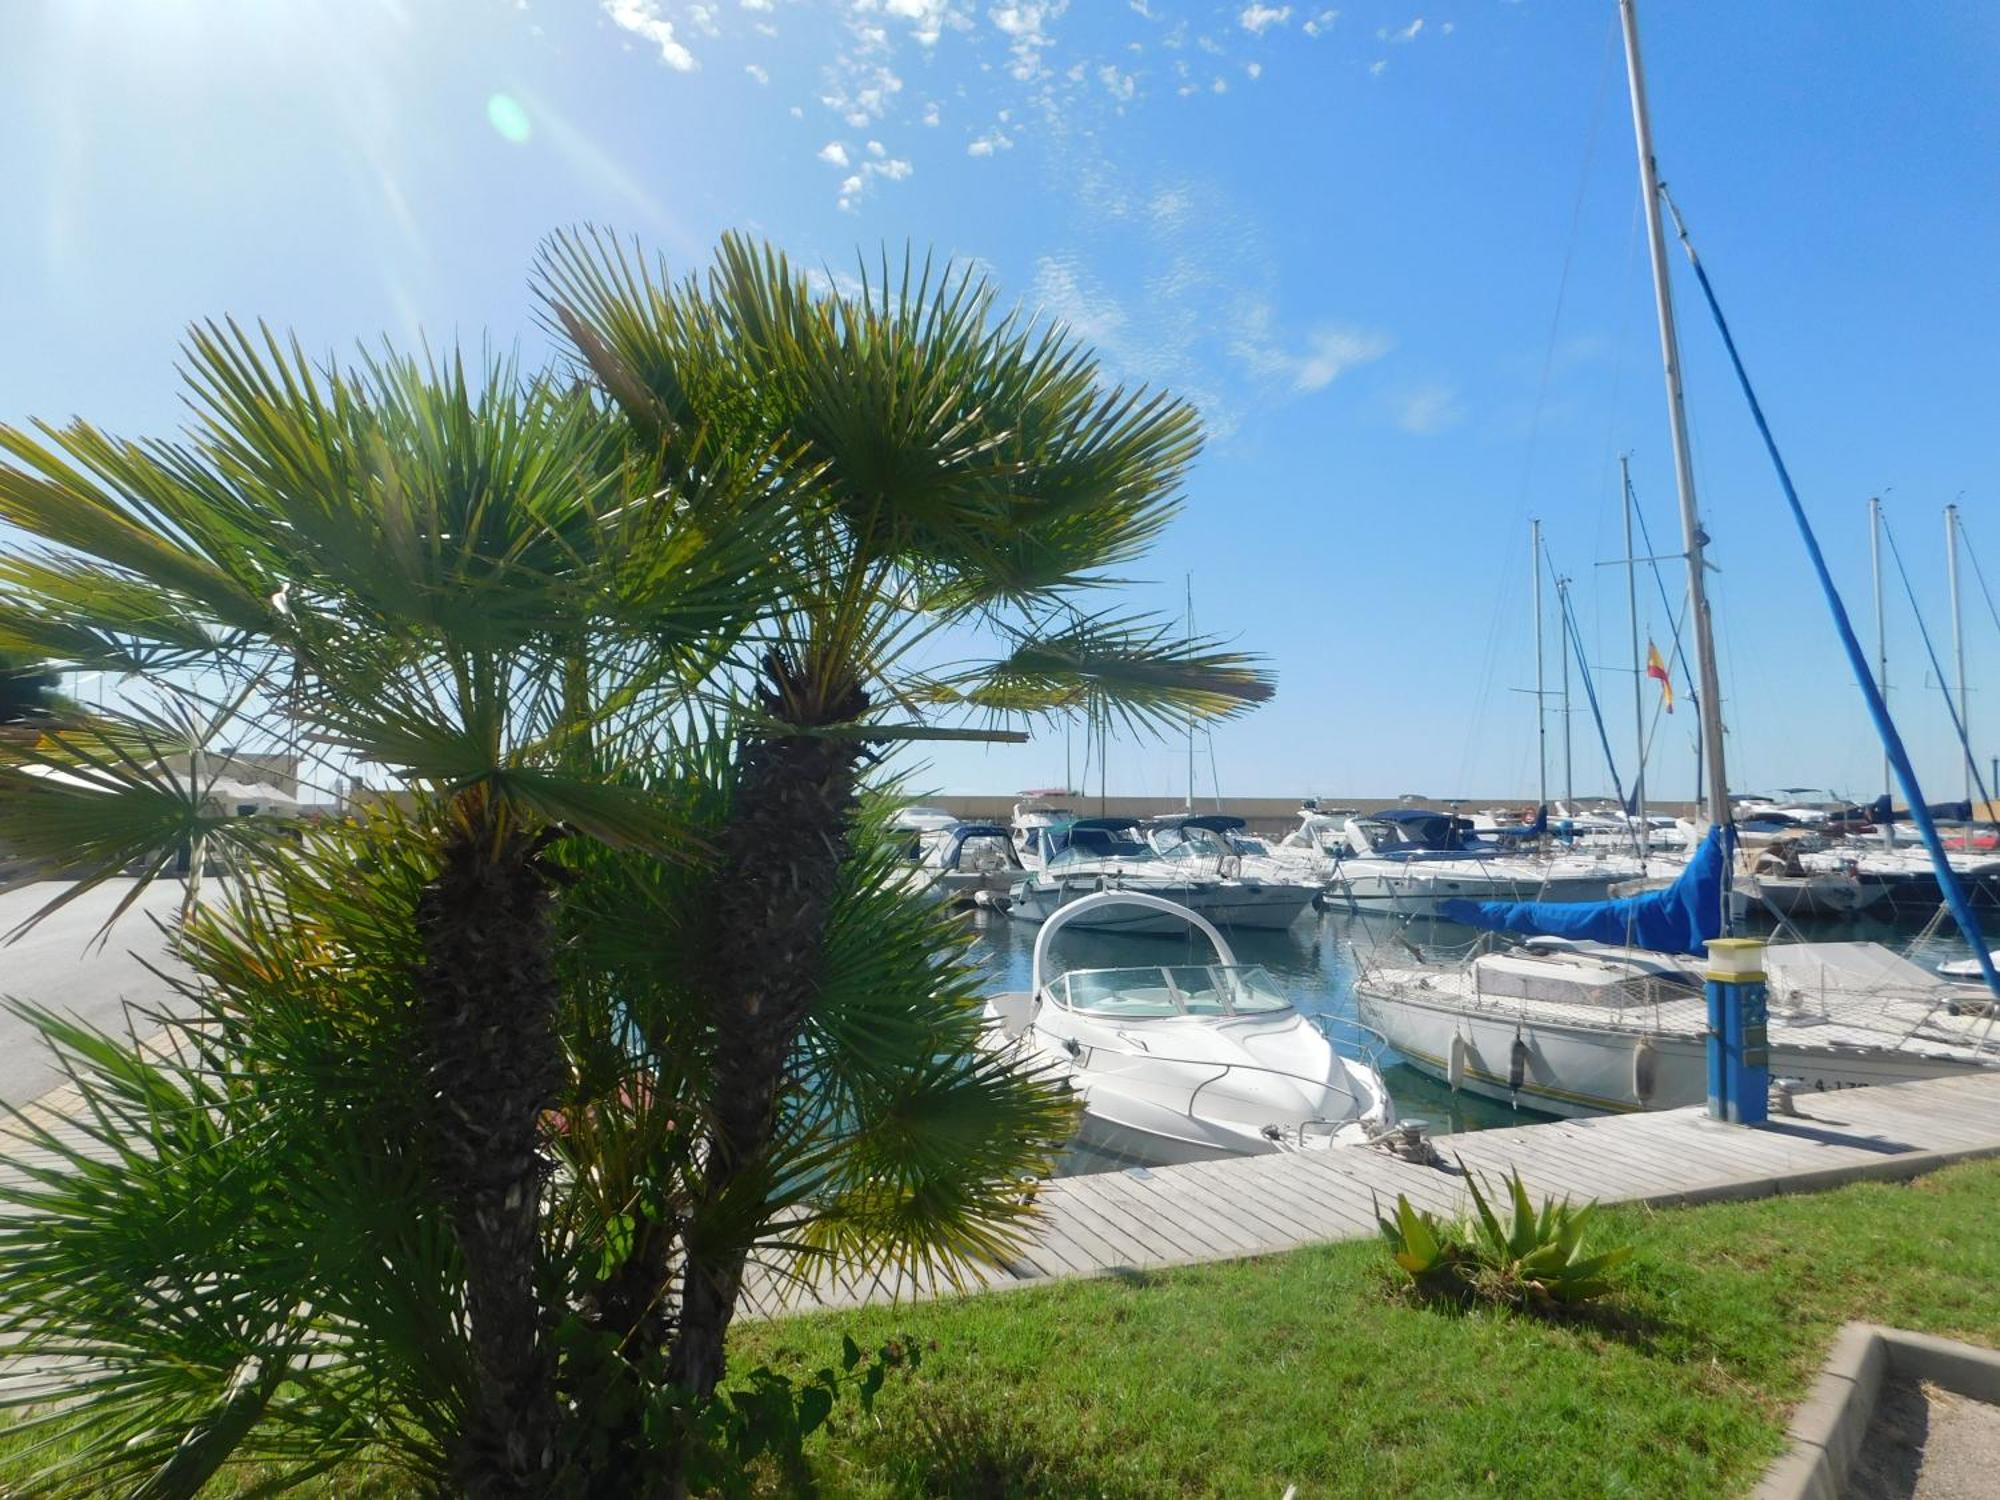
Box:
[1002, 817, 1318, 933]
[1354, 933, 1999, 1119]
[1141, 811, 1330, 890]
[1009, 792, 1078, 870]
[1320, 810, 1640, 919]
[1740, 834, 1888, 919]
[985, 890, 1394, 1166]
[905, 822, 1024, 904]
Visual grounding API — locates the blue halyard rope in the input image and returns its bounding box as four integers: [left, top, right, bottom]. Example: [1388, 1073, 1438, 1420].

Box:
[1659, 183, 2000, 998]
[1555, 577, 1637, 848]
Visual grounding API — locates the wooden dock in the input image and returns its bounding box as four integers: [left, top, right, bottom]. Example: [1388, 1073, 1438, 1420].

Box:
[739, 1071, 2000, 1318]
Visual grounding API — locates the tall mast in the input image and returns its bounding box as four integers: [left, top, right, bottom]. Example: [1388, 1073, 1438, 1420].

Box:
[1622, 454, 1649, 857]
[1532, 518, 1548, 810]
[1558, 574, 1574, 807]
[1948, 502, 1971, 807]
[1185, 572, 1196, 811]
[1618, 0, 1730, 834]
[1870, 496, 1893, 845]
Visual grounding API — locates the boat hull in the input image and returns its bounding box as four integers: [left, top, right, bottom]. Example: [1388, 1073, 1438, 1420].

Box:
[1325, 868, 1625, 919]
[1354, 986, 1993, 1119]
[1007, 877, 1316, 932]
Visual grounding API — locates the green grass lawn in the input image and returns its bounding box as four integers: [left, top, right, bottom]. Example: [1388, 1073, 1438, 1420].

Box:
[733, 1158, 2000, 1499]
[9, 1160, 1998, 1497]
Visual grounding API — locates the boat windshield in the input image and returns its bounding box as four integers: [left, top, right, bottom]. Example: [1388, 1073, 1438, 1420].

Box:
[1149, 824, 1233, 860]
[1049, 831, 1154, 866]
[1055, 964, 1295, 1019]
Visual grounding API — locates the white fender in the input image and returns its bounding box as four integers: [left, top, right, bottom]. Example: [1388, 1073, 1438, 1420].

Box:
[1447, 1032, 1469, 1092]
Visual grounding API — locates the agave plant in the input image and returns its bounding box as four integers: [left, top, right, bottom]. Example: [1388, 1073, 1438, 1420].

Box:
[1374, 1191, 1467, 1297]
[540, 230, 1275, 1406]
[1460, 1166, 1633, 1307]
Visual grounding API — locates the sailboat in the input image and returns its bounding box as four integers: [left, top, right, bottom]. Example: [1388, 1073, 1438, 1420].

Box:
[1352, 0, 2000, 1115]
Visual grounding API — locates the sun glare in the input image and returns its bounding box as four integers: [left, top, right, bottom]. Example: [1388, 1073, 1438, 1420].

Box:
[486, 93, 533, 145]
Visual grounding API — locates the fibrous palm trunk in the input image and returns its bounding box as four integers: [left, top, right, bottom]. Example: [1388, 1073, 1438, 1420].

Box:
[417, 800, 564, 1498]
[668, 663, 868, 1404]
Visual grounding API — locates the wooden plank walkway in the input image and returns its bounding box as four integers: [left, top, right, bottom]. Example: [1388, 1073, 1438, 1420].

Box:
[4, 1038, 1996, 1327]
[740, 1071, 2000, 1319]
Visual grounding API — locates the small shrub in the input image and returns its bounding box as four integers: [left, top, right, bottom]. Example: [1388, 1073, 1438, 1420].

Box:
[1376, 1166, 1632, 1310]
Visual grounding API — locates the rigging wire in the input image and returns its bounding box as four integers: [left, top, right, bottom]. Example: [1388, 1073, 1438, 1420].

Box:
[1880, 515, 1995, 817]
[1957, 516, 2000, 643]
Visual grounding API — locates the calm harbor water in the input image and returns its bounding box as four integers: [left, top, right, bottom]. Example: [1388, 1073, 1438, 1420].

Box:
[960, 903, 1544, 1140]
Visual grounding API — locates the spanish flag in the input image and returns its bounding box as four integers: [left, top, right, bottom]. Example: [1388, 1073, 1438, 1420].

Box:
[1646, 640, 1674, 713]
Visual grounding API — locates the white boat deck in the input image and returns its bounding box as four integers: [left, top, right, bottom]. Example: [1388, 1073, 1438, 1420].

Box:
[1357, 960, 2000, 1065]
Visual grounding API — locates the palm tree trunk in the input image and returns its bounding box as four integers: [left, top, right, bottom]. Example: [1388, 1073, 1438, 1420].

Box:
[417, 799, 564, 1497]
[667, 672, 868, 1404]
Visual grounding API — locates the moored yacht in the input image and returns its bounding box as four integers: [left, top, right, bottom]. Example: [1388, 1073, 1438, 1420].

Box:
[1002, 817, 1318, 933]
[985, 890, 1394, 1166]
[1320, 810, 1641, 918]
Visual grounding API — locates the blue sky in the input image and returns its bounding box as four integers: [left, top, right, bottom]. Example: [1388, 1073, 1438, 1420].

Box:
[4, 0, 1997, 803]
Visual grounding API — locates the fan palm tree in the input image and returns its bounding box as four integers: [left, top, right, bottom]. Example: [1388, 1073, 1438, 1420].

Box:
[539, 231, 1275, 1402]
[0, 332, 790, 1495]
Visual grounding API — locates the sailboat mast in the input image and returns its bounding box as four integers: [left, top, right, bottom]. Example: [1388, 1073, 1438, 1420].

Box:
[1558, 574, 1574, 807]
[1532, 518, 1548, 810]
[1948, 502, 1971, 807]
[1622, 454, 1649, 856]
[1185, 572, 1196, 812]
[1618, 0, 1730, 833]
[1870, 496, 1893, 845]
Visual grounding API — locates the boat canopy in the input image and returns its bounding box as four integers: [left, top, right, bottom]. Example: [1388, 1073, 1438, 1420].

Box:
[936, 823, 1020, 870]
[1436, 824, 1732, 957]
[1357, 809, 1479, 853]
[1141, 813, 1247, 834]
[1045, 818, 1151, 860]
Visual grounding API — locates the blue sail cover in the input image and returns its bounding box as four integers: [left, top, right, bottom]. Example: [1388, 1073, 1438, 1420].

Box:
[1436, 825, 1731, 957]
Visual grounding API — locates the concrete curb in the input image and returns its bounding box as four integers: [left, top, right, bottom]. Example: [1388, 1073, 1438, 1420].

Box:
[1752, 1322, 2000, 1500]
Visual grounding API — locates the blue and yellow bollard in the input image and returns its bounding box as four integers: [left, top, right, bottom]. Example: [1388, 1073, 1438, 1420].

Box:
[1703, 937, 1769, 1125]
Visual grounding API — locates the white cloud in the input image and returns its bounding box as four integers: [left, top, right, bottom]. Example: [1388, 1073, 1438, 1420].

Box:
[818, 140, 851, 165]
[967, 128, 1014, 155]
[1245, 61, 1262, 79]
[1211, 74, 1228, 93]
[1235, 322, 1393, 393]
[1129, 0, 1154, 17]
[687, 2, 720, 38]
[602, 0, 696, 70]
[1098, 63, 1136, 102]
[990, 2, 1066, 82]
[867, 138, 886, 156]
[1378, 17, 1423, 43]
[1239, 4, 1291, 35]
[1397, 384, 1463, 434]
[883, 0, 967, 48]
[1302, 8, 1338, 37]
[744, 62, 769, 84]
[739, 0, 773, 9]
[1368, 58, 1387, 75]
[922, 100, 941, 125]
[837, 153, 915, 210]
[1441, 20, 1455, 34]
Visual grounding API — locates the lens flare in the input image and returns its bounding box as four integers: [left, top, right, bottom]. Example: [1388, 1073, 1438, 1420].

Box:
[485, 93, 532, 144]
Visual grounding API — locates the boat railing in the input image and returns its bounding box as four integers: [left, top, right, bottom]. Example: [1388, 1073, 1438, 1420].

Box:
[1307, 1013, 1393, 1074]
